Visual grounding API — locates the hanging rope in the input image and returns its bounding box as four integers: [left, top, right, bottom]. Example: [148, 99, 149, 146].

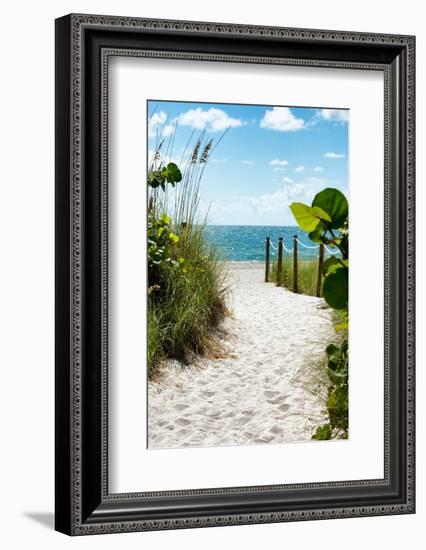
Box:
[324, 245, 338, 255]
[269, 238, 338, 256]
[296, 237, 340, 256]
[282, 241, 293, 254]
[295, 238, 319, 250]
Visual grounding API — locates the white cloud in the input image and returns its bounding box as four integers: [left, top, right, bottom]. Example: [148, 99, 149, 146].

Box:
[317, 109, 349, 122]
[270, 158, 289, 166]
[283, 177, 293, 183]
[260, 107, 305, 132]
[241, 160, 254, 165]
[323, 152, 345, 159]
[273, 167, 286, 172]
[295, 165, 305, 172]
[175, 107, 243, 132]
[211, 157, 228, 163]
[207, 182, 306, 225]
[148, 111, 174, 138]
[207, 178, 347, 226]
[314, 166, 324, 172]
[307, 109, 349, 127]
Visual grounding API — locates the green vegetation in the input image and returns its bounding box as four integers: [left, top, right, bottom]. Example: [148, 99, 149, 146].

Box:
[290, 188, 349, 440]
[147, 133, 228, 378]
[270, 258, 320, 297]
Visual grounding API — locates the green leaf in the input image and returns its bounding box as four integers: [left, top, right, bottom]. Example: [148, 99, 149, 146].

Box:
[328, 367, 348, 385]
[312, 188, 348, 229]
[308, 221, 326, 243]
[148, 171, 163, 188]
[168, 232, 179, 244]
[322, 256, 341, 276]
[326, 343, 340, 357]
[290, 203, 319, 232]
[289, 203, 331, 232]
[165, 162, 182, 184]
[334, 321, 348, 332]
[322, 267, 348, 310]
[312, 206, 331, 222]
[327, 385, 348, 429]
[312, 424, 332, 440]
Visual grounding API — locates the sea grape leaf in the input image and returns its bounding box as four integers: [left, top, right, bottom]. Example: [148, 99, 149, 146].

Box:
[322, 267, 348, 310]
[290, 203, 331, 233]
[308, 221, 327, 243]
[322, 256, 341, 276]
[312, 188, 348, 229]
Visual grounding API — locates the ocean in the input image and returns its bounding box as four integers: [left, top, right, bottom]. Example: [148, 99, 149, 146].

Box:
[205, 225, 325, 262]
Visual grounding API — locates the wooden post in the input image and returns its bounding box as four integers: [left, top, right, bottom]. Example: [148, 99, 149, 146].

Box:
[316, 243, 324, 297]
[265, 237, 270, 282]
[277, 237, 283, 286]
[293, 235, 298, 293]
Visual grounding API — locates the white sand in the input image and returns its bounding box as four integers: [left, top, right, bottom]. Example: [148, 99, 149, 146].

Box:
[148, 262, 335, 449]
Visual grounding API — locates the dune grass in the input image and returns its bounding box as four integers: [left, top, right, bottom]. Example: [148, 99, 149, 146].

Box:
[147, 129, 228, 378]
[148, 234, 228, 375]
[269, 257, 321, 297]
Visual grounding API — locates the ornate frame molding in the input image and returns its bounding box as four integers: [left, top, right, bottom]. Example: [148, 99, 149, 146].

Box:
[55, 14, 415, 535]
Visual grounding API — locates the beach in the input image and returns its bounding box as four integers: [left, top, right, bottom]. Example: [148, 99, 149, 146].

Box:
[148, 261, 335, 449]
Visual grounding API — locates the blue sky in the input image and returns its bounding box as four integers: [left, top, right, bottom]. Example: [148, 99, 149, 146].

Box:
[148, 100, 349, 226]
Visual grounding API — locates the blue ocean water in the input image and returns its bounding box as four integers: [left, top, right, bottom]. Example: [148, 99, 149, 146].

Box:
[205, 225, 323, 262]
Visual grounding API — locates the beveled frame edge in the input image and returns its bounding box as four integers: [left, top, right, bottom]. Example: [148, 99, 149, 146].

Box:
[55, 13, 415, 536]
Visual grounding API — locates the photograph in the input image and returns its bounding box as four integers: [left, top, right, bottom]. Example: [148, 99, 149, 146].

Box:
[52, 10, 415, 538]
[147, 100, 349, 449]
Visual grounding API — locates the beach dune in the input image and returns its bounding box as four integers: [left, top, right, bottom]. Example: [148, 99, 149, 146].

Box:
[148, 262, 334, 449]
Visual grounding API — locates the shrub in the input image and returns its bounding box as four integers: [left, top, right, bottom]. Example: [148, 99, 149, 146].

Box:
[290, 188, 349, 439]
[147, 129, 228, 376]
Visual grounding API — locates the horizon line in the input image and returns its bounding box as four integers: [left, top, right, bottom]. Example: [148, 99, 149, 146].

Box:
[206, 223, 298, 227]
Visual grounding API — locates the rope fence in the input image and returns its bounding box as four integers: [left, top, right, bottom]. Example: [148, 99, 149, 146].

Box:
[267, 237, 338, 255]
[264, 235, 339, 297]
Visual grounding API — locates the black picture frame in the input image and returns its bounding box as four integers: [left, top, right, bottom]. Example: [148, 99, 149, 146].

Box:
[55, 13, 415, 536]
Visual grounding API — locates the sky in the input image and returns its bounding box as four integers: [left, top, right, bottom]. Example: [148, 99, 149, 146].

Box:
[147, 100, 349, 226]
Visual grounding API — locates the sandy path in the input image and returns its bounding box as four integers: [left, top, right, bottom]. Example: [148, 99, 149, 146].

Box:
[148, 262, 334, 449]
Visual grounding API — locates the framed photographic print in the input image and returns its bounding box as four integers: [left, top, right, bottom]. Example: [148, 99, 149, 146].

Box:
[55, 14, 415, 535]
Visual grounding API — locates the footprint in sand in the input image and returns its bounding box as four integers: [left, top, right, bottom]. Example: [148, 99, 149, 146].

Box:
[176, 417, 191, 426]
[264, 390, 280, 398]
[148, 264, 334, 449]
[267, 397, 284, 405]
[270, 425, 282, 435]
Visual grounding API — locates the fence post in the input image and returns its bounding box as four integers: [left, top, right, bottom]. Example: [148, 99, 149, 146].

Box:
[316, 243, 324, 297]
[277, 237, 283, 286]
[293, 235, 298, 293]
[265, 237, 270, 282]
